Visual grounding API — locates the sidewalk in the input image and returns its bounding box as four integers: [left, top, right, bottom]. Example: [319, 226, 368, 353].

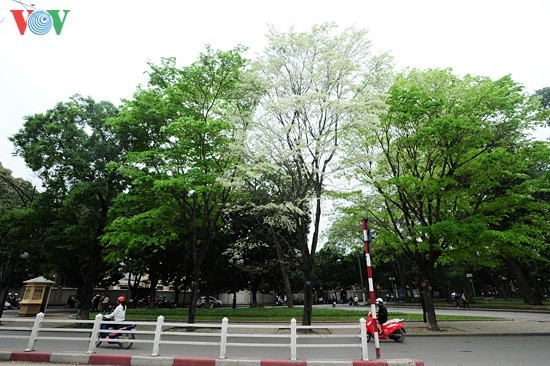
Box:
[402, 319, 550, 336]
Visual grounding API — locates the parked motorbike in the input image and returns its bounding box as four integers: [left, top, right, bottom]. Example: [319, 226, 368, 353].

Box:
[365, 312, 406, 343]
[96, 318, 136, 349]
[3, 294, 21, 310]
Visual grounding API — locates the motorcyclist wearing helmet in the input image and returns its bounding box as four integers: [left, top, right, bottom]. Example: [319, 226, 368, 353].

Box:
[375, 298, 388, 333]
[104, 296, 126, 326]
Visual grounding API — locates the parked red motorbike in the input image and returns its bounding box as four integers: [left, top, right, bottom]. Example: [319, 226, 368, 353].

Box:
[366, 312, 406, 343]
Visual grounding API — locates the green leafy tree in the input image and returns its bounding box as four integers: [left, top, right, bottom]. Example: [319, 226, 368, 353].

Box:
[225, 165, 310, 308]
[535, 87, 550, 109]
[0, 164, 40, 301]
[352, 69, 548, 330]
[535, 87, 550, 128]
[474, 141, 549, 304]
[106, 46, 260, 322]
[10, 95, 122, 319]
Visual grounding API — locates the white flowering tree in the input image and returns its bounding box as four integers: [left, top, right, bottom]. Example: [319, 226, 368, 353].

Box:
[248, 23, 393, 325]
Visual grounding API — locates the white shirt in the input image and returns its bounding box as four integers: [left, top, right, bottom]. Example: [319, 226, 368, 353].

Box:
[105, 304, 126, 322]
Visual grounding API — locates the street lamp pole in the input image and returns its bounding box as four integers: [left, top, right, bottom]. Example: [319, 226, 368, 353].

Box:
[501, 276, 507, 301]
[389, 276, 396, 301]
[228, 256, 245, 309]
[466, 273, 476, 303]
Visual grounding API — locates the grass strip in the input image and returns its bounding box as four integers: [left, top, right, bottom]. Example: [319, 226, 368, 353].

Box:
[111, 307, 498, 322]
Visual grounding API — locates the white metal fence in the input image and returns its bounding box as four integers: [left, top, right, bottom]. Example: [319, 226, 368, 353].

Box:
[0, 313, 369, 361]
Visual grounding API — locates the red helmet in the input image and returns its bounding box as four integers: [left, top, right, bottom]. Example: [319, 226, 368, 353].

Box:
[117, 296, 125, 302]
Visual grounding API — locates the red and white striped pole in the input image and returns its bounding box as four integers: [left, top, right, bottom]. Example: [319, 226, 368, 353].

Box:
[362, 210, 381, 359]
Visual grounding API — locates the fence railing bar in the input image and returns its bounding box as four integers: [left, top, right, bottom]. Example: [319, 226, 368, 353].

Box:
[1, 314, 368, 361]
[290, 318, 297, 361]
[219, 317, 228, 359]
[296, 344, 360, 348]
[0, 327, 33, 331]
[28, 328, 94, 333]
[160, 331, 221, 337]
[296, 334, 358, 339]
[86, 313, 102, 354]
[24, 312, 44, 352]
[295, 325, 358, 330]
[225, 343, 289, 348]
[225, 334, 289, 339]
[157, 340, 222, 346]
[151, 315, 164, 357]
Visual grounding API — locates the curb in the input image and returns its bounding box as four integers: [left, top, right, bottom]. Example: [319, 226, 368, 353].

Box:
[0, 352, 424, 366]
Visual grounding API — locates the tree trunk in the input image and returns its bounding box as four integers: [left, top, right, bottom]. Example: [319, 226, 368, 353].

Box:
[76, 240, 101, 320]
[529, 274, 543, 302]
[421, 281, 440, 331]
[147, 272, 159, 309]
[301, 266, 314, 325]
[396, 257, 411, 302]
[274, 236, 293, 308]
[506, 258, 543, 305]
[187, 266, 202, 323]
[172, 277, 182, 306]
[76, 198, 109, 320]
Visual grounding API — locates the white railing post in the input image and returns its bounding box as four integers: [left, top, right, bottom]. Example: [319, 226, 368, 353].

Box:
[87, 313, 103, 354]
[219, 317, 228, 359]
[290, 318, 297, 361]
[360, 317, 368, 360]
[25, 312, 44, 352]
[151, 315, 164, 356]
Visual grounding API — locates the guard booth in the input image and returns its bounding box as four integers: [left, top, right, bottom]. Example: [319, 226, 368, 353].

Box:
[19, 276, 55, 317]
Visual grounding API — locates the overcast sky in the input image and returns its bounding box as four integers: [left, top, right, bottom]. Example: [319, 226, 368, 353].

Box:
[1, 0, 549, 185]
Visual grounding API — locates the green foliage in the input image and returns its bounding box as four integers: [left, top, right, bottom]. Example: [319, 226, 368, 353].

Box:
[104, 46, 261, 315]
[535, 86, 550, 112]
[9, 95, 123, 317]
[351, 69, 548, 272]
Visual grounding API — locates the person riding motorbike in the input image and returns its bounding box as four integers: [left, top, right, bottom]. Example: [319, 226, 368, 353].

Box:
[104, 296, 126, 330]
[375, 297, 388, 333]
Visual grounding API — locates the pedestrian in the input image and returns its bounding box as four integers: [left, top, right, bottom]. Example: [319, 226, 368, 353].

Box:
[454, 292, 460, 308]
[101, 294, 110, 312]
[66, 295, 76, 308]
[461, 293, 469, 308]
[92, 294, 101, 311]
[353, 295, 359, 306]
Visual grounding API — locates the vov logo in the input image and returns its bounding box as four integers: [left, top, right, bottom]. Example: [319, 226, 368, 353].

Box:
[4, 0, 70, 35]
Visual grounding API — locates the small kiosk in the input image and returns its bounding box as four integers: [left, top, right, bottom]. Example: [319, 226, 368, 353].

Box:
[19, 276, 55, 317]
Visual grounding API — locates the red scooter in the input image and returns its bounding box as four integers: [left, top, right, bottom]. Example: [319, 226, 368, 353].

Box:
[366, 312, 406, 343]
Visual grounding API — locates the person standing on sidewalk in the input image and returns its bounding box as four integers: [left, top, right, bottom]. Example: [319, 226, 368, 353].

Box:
[101, 294, 110, 312]
[461, 293, 469, 308]
[454, 292, 461, 308]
